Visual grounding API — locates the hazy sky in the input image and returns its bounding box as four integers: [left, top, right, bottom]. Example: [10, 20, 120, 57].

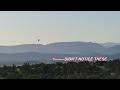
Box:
[0, 11, 120, 45]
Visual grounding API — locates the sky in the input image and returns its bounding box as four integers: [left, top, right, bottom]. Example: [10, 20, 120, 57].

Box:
[0, 11, 120, 45]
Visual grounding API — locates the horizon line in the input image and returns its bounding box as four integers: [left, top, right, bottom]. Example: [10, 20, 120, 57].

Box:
[0, 41, 120, 46]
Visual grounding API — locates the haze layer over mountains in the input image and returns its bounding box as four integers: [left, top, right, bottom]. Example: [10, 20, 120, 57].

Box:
[0, 41, 120, 65]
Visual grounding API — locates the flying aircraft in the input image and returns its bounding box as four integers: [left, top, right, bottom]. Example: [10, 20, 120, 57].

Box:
[38, 39, 40, 42]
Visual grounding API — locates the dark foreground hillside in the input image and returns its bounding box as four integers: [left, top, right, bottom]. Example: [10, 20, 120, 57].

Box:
[0, 59, 120, 79]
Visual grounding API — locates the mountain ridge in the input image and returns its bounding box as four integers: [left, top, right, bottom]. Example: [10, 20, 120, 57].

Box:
[0, 41, 120, 54]
[0, 41, 120, 64]
[0, 41, 106, 54]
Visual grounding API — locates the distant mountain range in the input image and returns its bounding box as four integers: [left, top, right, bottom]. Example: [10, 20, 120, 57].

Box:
[99, 42, 120, 48]
[0, 41, 120, 65]
[0, 41, 120, 55]
[0, 42, 106, 54]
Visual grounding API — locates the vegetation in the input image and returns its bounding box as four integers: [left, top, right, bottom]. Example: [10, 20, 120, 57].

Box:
[0, 59, 120, 79]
